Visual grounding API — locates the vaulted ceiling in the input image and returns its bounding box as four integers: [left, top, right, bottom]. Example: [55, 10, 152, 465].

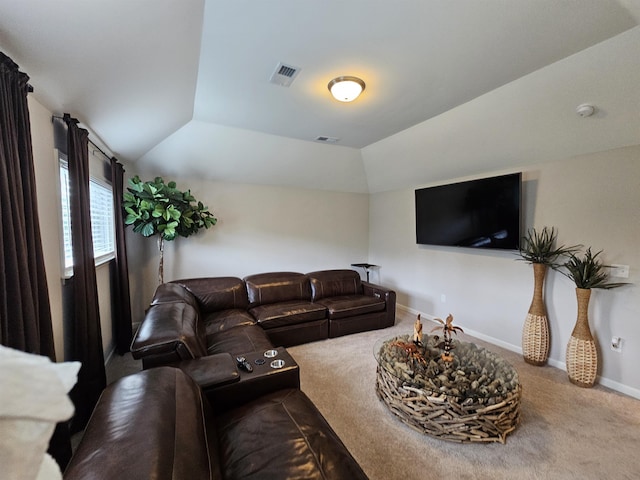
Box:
[1, 0, 639, 193]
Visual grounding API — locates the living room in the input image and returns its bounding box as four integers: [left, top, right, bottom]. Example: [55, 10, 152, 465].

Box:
[1, 1, 639, 478]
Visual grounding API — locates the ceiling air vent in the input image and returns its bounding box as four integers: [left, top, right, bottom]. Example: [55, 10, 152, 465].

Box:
[269, 62, 301, 87]
[315, 136, 340, 143]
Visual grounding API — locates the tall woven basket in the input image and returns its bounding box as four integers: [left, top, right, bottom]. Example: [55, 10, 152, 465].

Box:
[522, 263, 550, 365]
[566, 288, 597, 387]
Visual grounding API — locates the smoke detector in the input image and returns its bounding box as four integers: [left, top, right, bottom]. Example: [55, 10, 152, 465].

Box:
[576, 104, 595, 118]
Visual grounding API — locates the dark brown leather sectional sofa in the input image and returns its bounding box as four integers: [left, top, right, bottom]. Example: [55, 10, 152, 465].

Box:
[64, 367, 369, 480]
[130, 269, 396, 368]
[64, 269, 395, 479]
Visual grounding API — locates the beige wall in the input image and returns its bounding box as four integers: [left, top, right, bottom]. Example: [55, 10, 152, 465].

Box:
[29, 96, 64, 359]
[126, 177, 370, 324]
[29, 96, 114, 360]
[368, 145, 640, 397]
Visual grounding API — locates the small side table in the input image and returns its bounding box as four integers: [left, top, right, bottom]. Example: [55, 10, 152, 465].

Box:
[351, 263, 378, 282]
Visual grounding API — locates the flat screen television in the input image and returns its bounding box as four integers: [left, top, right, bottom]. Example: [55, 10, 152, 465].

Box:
[415, 172, 521, 250]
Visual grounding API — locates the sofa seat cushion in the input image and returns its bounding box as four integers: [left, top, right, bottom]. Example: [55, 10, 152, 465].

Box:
[249, 301, 327, 329]
[216, 388, 368, 480]
[206, 324, 273, 356]
[203, 309, 256, 335]
[316, 295, 385, 320]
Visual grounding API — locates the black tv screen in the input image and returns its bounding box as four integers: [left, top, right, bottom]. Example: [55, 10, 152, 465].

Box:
[415, 173, 521, 250]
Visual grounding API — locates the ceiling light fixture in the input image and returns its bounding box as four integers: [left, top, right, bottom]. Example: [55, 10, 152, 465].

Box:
[328, 76, 365, 102]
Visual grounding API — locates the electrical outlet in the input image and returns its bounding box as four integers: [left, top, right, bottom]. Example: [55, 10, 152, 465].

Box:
[609, 264, 629, 278]
[611, 336, 622, 352]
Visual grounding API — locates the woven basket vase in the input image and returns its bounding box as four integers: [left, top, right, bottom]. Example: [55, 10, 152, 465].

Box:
[522, 263, 550, 366]
[566, 288, 597, 387]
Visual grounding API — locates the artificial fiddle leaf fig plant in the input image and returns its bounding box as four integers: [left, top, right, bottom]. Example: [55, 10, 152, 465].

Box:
[123, 175, 217, 284]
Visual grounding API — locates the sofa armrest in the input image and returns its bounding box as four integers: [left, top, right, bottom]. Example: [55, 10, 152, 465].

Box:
[362, 281, 396, 327]
[175, 353, 240, 389]
[64, 368, 223, 480]
[131, 302, 207, 369]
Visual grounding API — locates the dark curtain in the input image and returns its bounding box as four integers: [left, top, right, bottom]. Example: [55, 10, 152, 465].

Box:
[110, 157, 133, 353]
[0, 51, 72, 469]
[64, 114, 106, 432]
[0, 53, 56, 357]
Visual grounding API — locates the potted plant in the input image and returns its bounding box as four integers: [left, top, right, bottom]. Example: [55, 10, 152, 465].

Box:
[517, 227, 580, 365]
[561, 248, 627, 387]
[123, 176, 217, 284]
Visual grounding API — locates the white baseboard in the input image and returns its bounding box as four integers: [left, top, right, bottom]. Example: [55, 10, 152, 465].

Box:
[396, 303, 640, 400]
[104, 344, 115, 366]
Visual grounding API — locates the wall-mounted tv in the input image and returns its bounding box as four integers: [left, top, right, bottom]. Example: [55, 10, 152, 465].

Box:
[415, 172, 521, 250]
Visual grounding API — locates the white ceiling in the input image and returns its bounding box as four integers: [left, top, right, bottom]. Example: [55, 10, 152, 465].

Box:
[1, 0, 639, 193]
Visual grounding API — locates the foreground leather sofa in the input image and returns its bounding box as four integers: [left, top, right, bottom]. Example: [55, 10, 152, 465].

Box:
[64, 367, 368, 480]
[131, 269, 396, 369]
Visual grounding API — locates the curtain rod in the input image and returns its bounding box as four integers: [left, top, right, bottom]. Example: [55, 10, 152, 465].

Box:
[52, 114, 114, 161]
[1, 51, 33, 91]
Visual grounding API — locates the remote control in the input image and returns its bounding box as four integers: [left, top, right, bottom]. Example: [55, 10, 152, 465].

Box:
[236, 356, 253, 372]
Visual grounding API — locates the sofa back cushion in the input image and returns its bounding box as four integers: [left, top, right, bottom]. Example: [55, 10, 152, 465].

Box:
[307, 269, 363, 301]
[64, 367, 223, 480]
[244, 272, 311, 308]
[151, 282, 200, 311]
[175, 277, 249, 313]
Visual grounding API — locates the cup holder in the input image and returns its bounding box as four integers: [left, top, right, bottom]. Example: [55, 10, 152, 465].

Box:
[264, 349, 278, 358]
[270, 359, 285, 369]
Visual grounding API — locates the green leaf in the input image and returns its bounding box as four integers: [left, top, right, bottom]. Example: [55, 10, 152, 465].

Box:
[140, 223, 155, 237]
[124, 213, 139, 225]
[168, 206, 181, 221]
[152, 204, 165, 218]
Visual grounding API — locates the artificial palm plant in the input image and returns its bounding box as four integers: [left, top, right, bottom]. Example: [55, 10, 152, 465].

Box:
[562, 248, 627, 387]
[517, 227, 580, 266]
[517, 227, 580, 365]
[562, 248, 627, 290]
[430, 314, 464, 362]
[123, 176, 217, 283]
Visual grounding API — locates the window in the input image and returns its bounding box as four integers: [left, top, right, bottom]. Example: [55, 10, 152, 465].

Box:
[59, 155, 115, 276]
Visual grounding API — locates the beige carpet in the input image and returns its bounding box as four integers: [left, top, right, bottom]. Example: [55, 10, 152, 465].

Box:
[288, 310, 640, 480]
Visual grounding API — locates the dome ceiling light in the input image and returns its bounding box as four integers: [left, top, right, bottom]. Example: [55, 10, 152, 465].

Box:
[327, 76, 365, 102]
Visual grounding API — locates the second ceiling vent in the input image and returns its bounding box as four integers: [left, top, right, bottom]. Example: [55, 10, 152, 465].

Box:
[315, 136, 340, 143]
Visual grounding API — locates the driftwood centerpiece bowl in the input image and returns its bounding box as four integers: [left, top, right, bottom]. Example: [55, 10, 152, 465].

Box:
[375, 335, 521, 444]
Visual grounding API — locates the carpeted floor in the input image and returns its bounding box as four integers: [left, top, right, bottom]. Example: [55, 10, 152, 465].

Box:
[287, 310, 640, 480]
[107, 310, 640, 479]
